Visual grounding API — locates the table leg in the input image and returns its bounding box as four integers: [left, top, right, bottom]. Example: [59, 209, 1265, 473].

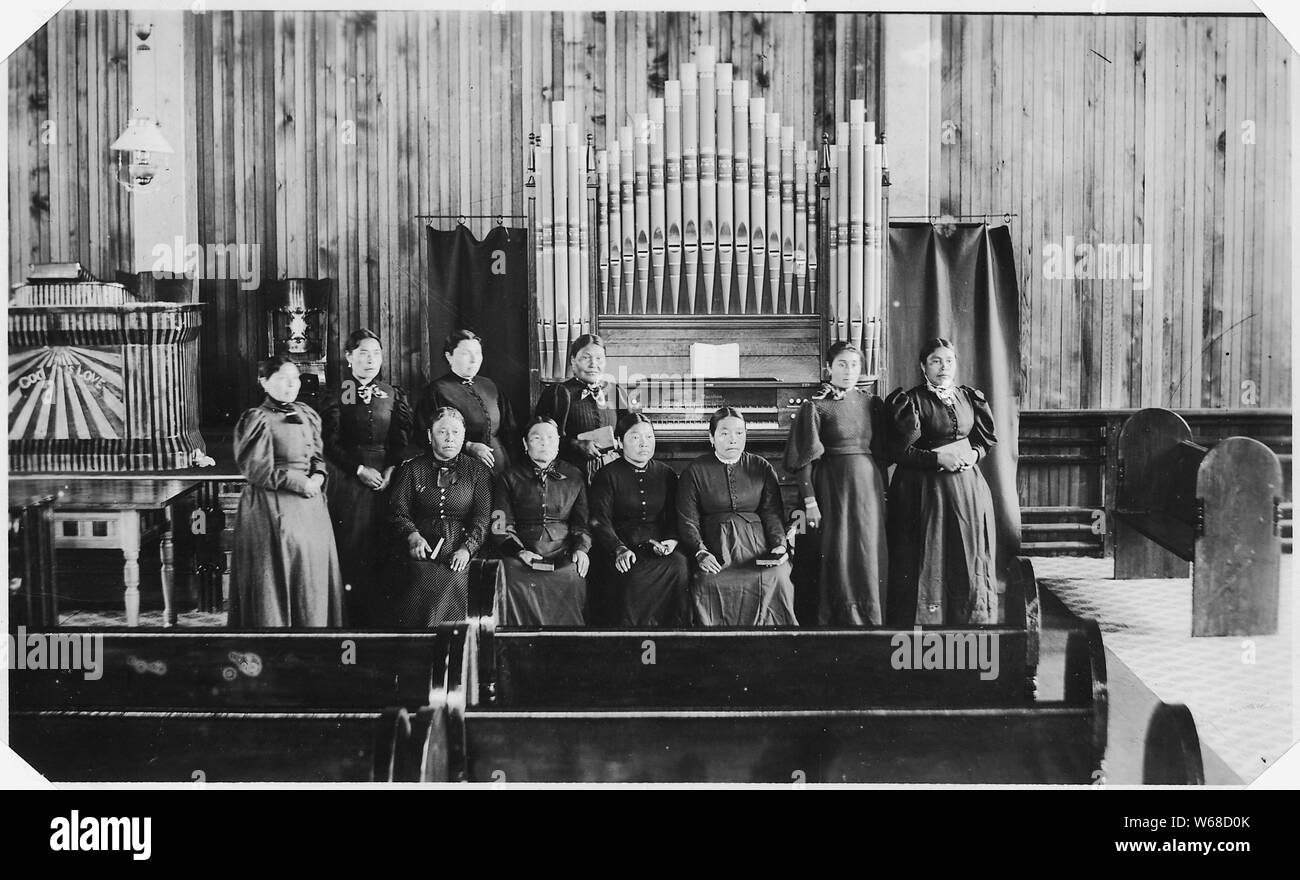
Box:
[160, 508, 177, 627]
[121, 510, 141, 627]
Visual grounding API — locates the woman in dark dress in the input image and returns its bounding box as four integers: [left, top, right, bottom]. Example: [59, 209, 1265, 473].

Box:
[784, 341, 889, 625]
[319, 328, 414, 625]
[677, 407, 798, 626]
[230, 356, 344, 627]
[387, 407, 493, 627]
[588, 413, 690, 626]
[493, 417, 592, 626]
[885, 337, 998, 626]
[534, 333, 633, 483]
[414, 329, 517, 477]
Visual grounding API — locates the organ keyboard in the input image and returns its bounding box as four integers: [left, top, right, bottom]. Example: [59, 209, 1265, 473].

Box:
[632, 378, 812, 443]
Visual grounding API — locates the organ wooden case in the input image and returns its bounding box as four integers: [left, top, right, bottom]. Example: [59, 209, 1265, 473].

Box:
[526, 46, 888, 497]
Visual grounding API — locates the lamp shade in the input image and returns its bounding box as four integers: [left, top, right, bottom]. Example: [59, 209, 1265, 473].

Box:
[110, 118, 174, 155]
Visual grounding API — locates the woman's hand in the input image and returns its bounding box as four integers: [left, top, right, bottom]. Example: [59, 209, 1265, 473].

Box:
[655, 539, 678, 556]
[576, 439, 603, 459]
[517, 549, 543, 566]
[573, 549, 590, 578]
[303, 473, 325, 497]
[961, 449, 979, 469]
[769, 545, 789, 559]
[357, 465, 384, 489]
[936, 450, 965, 472]
[373, 466, 395, 491]
[467, 441, 496, 469]
[614, 547, 636, 573]
[803, 497, 822, 529]
[407, 533, 434, 560]
[449, 548, 471, 572]
[698, 551, 723, 575]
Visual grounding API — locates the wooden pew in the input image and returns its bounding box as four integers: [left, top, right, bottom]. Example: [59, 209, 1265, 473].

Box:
[444, 619, 1107, 784]
[1113, 407, 1283, 635]
[8, 494, 57, 628]
[1142, 702, 1205, 786]
[475, 556, 1042, 710]
[8, 628, 467, 782]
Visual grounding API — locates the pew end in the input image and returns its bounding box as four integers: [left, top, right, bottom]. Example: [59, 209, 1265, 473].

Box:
[1141, 702, 1205, 785]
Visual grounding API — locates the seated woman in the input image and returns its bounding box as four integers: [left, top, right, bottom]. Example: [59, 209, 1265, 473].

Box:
[588, 413, 690, 627]
[885, 337, 998, 625]
[783, 341, 889, 625]
[493, 417, 592, 625]
[319, 328, 414, 625]
[386, 407, 493, 627]
[677, 407, 798, 626]
[230, 356, 344, 627]
[414, 329, 517, 477]
[534, 333, 633, 484]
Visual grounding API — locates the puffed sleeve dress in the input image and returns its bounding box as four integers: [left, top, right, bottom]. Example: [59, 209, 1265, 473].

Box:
[493, 459, 592, 626]
[676, 451, 799, 626]
[414, 372, 517, 477]
[588, 457, 691, 626]
[534, 378, 633, 483]
[230, 397, 344, 627]
[884, 384, 998, 625]
[386, 451, 493, 627]
[319, 371, 414, 623]
[783, 385, 889, 625]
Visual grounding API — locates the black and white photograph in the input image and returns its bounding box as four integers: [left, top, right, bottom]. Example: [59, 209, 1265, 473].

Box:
[2, 0, 1295, 799]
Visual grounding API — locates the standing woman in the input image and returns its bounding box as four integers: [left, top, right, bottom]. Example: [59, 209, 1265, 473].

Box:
[230, 356, 344, 627]
[885, 337, 998, 626]
[387, 407, 493, 627]
[534, 333, 633, 483]
[589, 413, 690, 627]
[414, 329, 517, 477]
[784, 341, 889, 625]
[493, 417, 592, 626]
[677, 407, 798, 626]
[319, 328, 414, 625]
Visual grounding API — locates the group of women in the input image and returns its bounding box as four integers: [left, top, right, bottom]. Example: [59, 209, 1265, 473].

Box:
[229, 329, 1000, 630]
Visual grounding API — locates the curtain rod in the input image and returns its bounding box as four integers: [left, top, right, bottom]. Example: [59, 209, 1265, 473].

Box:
[892, 213, 1018, 224]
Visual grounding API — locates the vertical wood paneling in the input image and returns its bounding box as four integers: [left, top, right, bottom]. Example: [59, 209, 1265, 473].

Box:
[9, 11, 1289, 419]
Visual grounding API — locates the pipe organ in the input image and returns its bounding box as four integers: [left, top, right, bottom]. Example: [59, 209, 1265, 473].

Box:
[529, 42, 887, 498]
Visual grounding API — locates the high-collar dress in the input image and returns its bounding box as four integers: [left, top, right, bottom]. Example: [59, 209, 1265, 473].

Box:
[676, 451, 799, 626]
[493, 458, 592, 626]
[415, 372, 517, 477]
[588, 457, 690, 626]
[783, 384, 890, 625]
[318, 371, 414, 624]
[884, 384, 998, 625]
[230, 397, 344, 627]
[534, 377, 633, 483]
[386, 451, 493, 627]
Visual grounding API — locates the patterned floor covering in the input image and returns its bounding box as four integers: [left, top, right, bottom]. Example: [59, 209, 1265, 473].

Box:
[1031, 555, 1294, 784]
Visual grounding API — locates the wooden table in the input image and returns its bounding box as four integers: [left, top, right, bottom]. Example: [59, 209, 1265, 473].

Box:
[8, 477, 203, 627]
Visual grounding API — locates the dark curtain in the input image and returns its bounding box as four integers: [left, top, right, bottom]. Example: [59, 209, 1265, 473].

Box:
[886, 222, 1022, 575]
[427, 225, 530, 423]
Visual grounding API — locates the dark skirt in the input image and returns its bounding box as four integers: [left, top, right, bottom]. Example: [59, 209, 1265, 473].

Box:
[811, 454, 888, 625]
[886, 466, 998, 625]
[693, 514, 798, 626]
[393, 558, 469, 627]
[500, 557, 587, 626]
[327, 459, 390, 625]
[230, 485, 344, 628]
[601, 550, 691, 627]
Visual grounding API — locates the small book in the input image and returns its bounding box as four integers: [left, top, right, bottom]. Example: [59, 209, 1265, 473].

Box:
[527, 559, 556, 572]
[577, 425, 616, 450]
[756, 551, 787, 567]
[932, 437, 974, 460]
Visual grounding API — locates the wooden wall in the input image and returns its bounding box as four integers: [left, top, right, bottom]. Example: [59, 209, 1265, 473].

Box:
[183, 9, 879, 422]
[932, 14, 1292, 410]
[7, 11, 134, 284]
[7, 10, 1292, 422]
